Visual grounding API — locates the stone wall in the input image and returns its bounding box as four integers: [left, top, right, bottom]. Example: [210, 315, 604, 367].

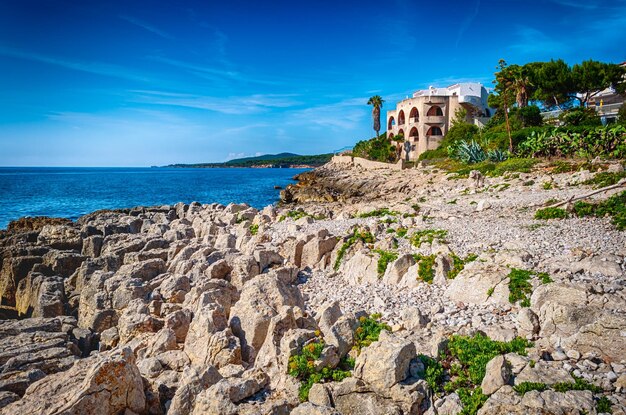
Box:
[331, 155, 405, 171]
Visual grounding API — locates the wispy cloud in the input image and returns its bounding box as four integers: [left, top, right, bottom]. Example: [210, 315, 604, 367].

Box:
[509, 26, 568, 57]
[120, 15, 174, 39]
[455, 0, 480, 48]
[0, 45, 148, 82]
[547, 0, 603, 9]
[148, 56, 281, 86]
[131, 90, 302, 114]
[287, 97, 368, 130]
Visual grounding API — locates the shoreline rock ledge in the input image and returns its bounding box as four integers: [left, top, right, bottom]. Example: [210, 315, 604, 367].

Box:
[1, 160, 626, 414]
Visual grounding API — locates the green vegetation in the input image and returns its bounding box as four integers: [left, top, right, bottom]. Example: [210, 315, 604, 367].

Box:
[249, 224, 259, 235]
[413, 253, 436, 283]
[353, 313, 391, 352]
[334, 228, 375, 270]
[288, 338, 353, 401]
[513, 381, 549, 395]
[552, 375, 603, 393]
[418, 355, 444, 391]
[534, 207, 569, 220]
[572, 191, 626, 230]
[396, 227, 408, 238]
[507, 268, 553, 307]
[447, 334, 532, 385]
[486, 287, 495, 297]
[166, 152, 332, 168]
[597, 396, 613, 413]
[356, 208, 399, 218]
[457, 388, 489, 415]
[410, 228, 448, 247]
[367, 95, 385, 142]
[582, 171, 626, 188]
[352, 134, 398, 163]
[542, 181, 554, 190]
[448, 253, 478, 280]
[374, 249, 398, 277]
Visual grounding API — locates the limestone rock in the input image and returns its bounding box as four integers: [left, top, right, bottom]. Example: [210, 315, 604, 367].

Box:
[445, 261, 510, 305]
[3, 347, 145, 415]
[354, 330, 416, 391]
[481, 355, 512, 395]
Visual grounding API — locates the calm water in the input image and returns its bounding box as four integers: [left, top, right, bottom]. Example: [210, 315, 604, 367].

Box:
[0, 167, 309, 229]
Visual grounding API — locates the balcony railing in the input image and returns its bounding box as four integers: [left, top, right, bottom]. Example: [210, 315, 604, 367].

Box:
[423, 116, 445, 124]
[409, 117, 419, 124]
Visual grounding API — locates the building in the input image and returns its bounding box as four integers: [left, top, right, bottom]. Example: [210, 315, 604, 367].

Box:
[386, 82, 491, 160]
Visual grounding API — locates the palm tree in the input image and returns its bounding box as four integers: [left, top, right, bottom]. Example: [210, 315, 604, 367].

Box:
[367, 95, 384, 139]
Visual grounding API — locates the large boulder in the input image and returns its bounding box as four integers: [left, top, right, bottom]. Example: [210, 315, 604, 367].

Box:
[15, 273, 65, 317]
[2, 348, 145, 414]
[354, 331, 416, 391]
[445, 261, 510, 305]
[229, 273, 304, 363]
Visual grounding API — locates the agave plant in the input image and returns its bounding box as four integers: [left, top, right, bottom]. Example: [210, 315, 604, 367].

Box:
[455, 140, 487, 164]
[487, 149, 509, 162]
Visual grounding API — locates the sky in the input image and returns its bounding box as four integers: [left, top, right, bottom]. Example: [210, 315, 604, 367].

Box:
[0, 0, 625, 166]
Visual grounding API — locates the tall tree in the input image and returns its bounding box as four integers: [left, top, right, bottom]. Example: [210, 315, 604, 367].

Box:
[367, 95, 384, 139]
[529, 59, 574, 109]
[494, 59, 514, 152]
[571, 60, 626, 106]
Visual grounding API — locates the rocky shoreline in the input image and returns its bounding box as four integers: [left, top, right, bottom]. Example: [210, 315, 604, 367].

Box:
[0, 160, 625, 414]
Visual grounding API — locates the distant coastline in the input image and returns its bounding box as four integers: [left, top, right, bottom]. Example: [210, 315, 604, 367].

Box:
[162, 152, 333, 169]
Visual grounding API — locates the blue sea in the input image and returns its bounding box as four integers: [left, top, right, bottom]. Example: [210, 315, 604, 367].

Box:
[0, 167, 310, 229]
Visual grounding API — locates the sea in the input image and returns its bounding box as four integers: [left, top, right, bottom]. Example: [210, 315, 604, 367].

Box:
[0, 167, 310, 230]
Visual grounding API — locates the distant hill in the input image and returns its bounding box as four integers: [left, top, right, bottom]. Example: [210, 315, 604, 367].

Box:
[165, 152, 332, 168]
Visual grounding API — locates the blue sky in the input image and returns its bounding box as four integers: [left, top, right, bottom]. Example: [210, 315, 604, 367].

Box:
[0, 0, 625, 166]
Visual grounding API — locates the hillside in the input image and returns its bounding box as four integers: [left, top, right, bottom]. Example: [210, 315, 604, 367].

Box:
[165, 152, 333, 168]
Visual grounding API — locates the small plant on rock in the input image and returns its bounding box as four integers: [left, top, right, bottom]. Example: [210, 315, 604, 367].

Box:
[413, 253, 436, 283]
[356, 208, 400, 218]
[534, 207, 569, 220]
[513, 381, 548, 395]
[410, 229, 448, 247]
[373, 249, 398, 277]
[249, 224, 259, 235]
[353, 313, 391, 352]
[334, 228, 375, 270]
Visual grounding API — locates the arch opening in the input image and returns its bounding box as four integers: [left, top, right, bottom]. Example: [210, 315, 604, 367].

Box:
[409, 107, 419, 123]
[427, 126, 443, 136]
[398, 110, 405, 125]
[427, 106, 443, 116]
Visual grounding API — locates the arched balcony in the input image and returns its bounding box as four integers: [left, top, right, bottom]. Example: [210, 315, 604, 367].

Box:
[409, 107, 419, 124]
[427, 106, 443, 116]
[398, 110, 405, 126]
[409, 127, 419, 142]
[427, 126, 443, 137]
[387, 116, 396, 130]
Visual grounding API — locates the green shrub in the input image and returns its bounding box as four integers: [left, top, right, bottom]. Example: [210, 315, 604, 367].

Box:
[357, 208, 399, 218]
[534, 207, 569, 220]
[354, 314, 391, 352]
[572, 190, 626, 230]
[413, 254, 436, 283]
[396, 228, 408, 238]
[418, 355, 444, 391]
[513, 381, 549, 395]
[249, 224, 259, 235]
[508, 269, 534, 307]
[288, 338, 352, 401]
[419, 124, 479, 161]
[374, 249, 398, 277]
[559, 107, 602, 127]
[448, 253, 478, 280]
[597, 396, 613, 413]
[334, 229, 375, 270]
[457, 387, 489, 415]
[582, 171, 626, 188]
[353, 134, 398, 162]
[491, 158, 539, 175]
[450, 140, 487, 164]
[447, 334, 532, 385]
[410, 229, 448, 247]
[552, 375, 602, 393]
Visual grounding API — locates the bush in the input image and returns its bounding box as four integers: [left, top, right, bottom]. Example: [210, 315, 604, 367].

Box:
[373, 249, 398, 277]
[288, 338, 353, 401]
[418, 355, 444, 391]
[410, 229, 448, 247]
[419, 123, 479, 161]
[535, 207, 569, 220]
[572, 190, 626, 230]
[353, 134, 397, 162]
[413, 253, 436, 283]
[334, 228, 375, 270]
[452, 140, 487, 164]
[582, 171, 626, 188]
[514, 105, 543, 127]
[513, 382, 549, 395]
[249, 224, 259, 235]
[559, 107, 602, 127]
[353, 314, 391, 352]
